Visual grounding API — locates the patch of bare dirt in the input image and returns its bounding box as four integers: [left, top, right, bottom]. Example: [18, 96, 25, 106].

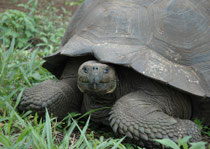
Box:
[0, 0, 78, 15]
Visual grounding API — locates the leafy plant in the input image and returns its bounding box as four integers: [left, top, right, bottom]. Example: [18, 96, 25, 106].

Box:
[194, 118, 210, 137]
[0, 0, 67, 51]
[0, 9, 40, 49]
[155, 136, 207, 149]
[18, 0, 39, 15]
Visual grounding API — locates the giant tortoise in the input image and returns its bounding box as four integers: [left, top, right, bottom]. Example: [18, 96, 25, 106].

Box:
[18, 0, 210, 148]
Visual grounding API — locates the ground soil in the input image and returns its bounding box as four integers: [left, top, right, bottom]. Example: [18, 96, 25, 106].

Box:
[0, 0, 78, 15]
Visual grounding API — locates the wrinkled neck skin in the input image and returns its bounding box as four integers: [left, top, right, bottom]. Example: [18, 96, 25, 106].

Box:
[82, 80, 119, 125]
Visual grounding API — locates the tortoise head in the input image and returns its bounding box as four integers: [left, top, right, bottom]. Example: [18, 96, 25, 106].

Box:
[77, 60, 118, 95]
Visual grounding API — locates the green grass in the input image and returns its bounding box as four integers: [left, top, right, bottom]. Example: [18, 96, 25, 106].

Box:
[0, 0, 209, 149]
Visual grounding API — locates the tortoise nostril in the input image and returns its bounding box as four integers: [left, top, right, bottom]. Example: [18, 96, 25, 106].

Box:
[93, 67, 98, 70]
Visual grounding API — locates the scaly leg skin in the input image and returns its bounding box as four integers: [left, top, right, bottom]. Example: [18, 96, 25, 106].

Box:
[18, 78, 83, 119]
[109, 90, 201, 149]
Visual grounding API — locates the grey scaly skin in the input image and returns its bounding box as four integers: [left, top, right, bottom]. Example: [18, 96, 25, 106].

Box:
[18, 60, 84, 118]
[18, 60, 202, 148]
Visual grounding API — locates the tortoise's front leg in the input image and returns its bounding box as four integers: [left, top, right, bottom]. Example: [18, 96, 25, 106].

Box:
[18, 78, 83, 119]
[109, 91, 201, 148]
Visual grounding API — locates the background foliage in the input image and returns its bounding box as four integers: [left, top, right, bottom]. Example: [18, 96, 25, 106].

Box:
[0, 0, 209, 148]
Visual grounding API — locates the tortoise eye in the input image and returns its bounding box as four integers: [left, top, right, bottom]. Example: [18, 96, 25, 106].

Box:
[104, 68, 109, 74]
[82, 67, 88, 73]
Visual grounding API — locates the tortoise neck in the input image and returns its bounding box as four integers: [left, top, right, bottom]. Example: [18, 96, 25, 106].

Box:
[82, 93, 116, 125]
[60, 60, 81, 79]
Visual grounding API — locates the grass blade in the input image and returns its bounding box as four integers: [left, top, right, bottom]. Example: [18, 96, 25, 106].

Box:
[111, 137, 126, 149]
[72, 116, 92, 149]
[45, 109, 53, 149]
[77, 107, 110, 120]
[0, 133, 12, 148]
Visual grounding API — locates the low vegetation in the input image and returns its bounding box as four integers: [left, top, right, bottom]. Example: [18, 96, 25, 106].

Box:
[0, 0, 209, 148]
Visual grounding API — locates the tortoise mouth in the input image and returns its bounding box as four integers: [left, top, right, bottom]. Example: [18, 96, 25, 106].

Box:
[77, 80, 117, 95]
[79, 80, 111, 84]
[77, 60, 118, 95]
